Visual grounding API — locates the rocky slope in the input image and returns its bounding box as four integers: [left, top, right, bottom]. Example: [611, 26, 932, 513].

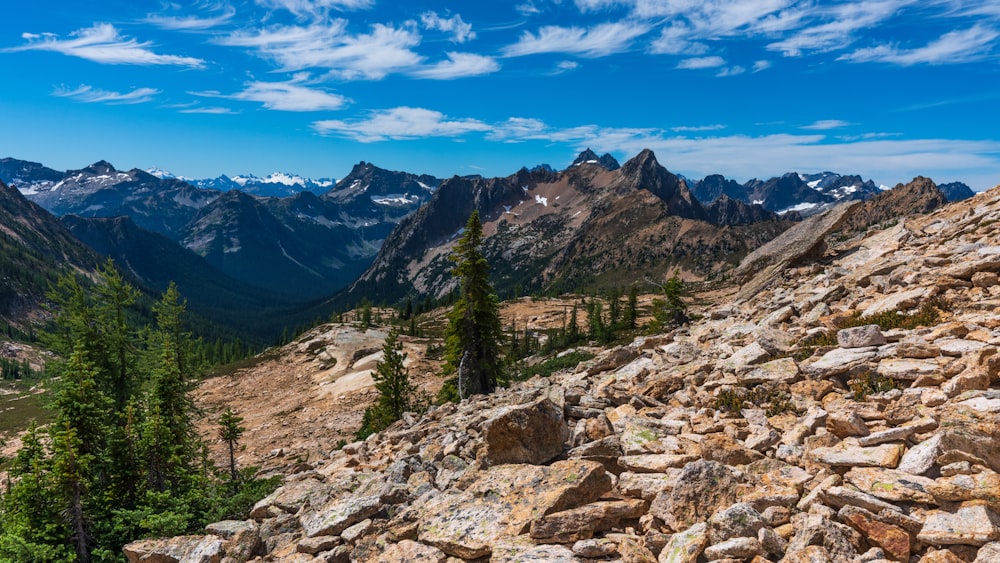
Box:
[128, 180, 1000, 562]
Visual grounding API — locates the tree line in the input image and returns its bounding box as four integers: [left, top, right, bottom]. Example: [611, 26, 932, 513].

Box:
[0, 261, 277, 561]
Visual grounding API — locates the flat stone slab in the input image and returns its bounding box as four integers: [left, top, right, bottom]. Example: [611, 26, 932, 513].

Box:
[618, 454, 699, 473]
[918, 502, 1000, 546]
[807, 347, 877, 376]
[844, 467, 936, 504]
[858, 426, 916, 447]
[877, 358, 940, 380]
[808, 442, 904, 468]
[739, 357, 801, 385]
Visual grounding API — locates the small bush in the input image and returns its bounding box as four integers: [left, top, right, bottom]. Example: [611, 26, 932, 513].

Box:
[714, 384, 794, 416]
[836, 301, 942, 332]
[850, 372, 896, 401]
[516, 351, 595, 381]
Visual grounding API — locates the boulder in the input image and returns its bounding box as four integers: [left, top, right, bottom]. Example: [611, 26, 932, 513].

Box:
[479, 398, 569, 466]
[123, 536, 225, 563]
[650, 460, 743, 532]
[838, 325, 887, 349]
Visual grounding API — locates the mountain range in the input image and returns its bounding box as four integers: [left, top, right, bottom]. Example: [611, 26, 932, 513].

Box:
[0, 151, 972, 342]
[689, 169, 974, 215]
[1, 157, 439, 300]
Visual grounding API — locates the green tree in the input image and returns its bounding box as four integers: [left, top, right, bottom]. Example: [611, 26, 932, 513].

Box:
[648, 271, 688, 332]
[218, 408, 245, 485]
[357, 328, 423, 438]
[442, 211, 504, 400]
[625, 285, 638, 330]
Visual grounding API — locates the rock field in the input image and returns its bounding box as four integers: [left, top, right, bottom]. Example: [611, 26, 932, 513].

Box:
[128, 184, 1000, 562]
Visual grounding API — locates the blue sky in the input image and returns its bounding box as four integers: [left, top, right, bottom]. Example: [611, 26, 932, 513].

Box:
[1, 1, 999, 189]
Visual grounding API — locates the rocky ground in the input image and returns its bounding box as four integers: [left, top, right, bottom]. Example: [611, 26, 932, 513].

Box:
[131, 183, 1000, 562]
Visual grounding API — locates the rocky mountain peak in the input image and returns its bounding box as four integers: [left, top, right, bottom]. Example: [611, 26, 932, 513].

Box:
[938, 181, 976, 202]
[80, 160, 117, 175]
[571, 149, 621, 171]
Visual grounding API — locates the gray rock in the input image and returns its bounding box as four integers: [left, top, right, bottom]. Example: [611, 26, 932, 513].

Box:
[708, 502, 765, 543]
[838, 325, 886, 349]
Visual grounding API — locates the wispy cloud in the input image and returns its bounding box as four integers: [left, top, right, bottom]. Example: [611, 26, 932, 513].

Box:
[194, 77, 348, 111]
[313, 106, 490, 141]
[671, 124, 726, 132]
[503, 22, 650, 57]
[551, 60, 580, 74]
[53, 84, 159, 104]
[802, 119, 851, 130]
[676, 56, 726, 69]
[146, 4, 236, 31]
[179, 106, 238, 114]
[217, 21, 422, 80]
[752, 59, 772, 72]
[716, 65, 745, 77]
[8, 23, 205, 67]
[767, 0, 915, 56]
[255, 0, 373, 18]
[410, 53, 500, 80]
[421, 12, 475, 43]
[839, 25, 999, 65]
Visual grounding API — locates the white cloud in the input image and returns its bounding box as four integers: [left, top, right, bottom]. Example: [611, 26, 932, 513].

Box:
[716, 65, 745, 77]
[803, 119, 851, 130]
[649, 24, 708, 55]
[671, 124, 726, 132]
[53, 84, 159, 104]
[503, 22, 651, 57]
[313, 107, 490, 141]
[421, 12, 475, 43]
[676, 56, 726, 69]
[179, 106, 238, 114]
[255, 0, 373, 18]
[551, 60, 581, 74]
[752, 59, 772, 72]
[515, 3, 542, 16]
[767, 0, 915, 56]
[410, 53, 500, 80]
[195, 78, 348, 111]
[146, 5, 236, 30]
[839, 25, 999, 65]
[7, 23, 205, 67]
[217, 21, 422, 80]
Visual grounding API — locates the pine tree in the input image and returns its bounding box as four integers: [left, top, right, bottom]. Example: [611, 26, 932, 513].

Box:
[443, 211, 504, 399]
[625, 285, 639, 330]
[219, 408, 245, 485]
[357, 328, 422, 438]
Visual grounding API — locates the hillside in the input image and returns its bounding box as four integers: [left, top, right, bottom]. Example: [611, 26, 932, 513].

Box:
[0, 179, 101, 325]
[132, 180, 1000, 562]
[62, 215, 312, 342]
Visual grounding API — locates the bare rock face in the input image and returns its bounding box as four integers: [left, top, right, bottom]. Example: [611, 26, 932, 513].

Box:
[479, 397, 569, 466]
[735, 200, 861, 298]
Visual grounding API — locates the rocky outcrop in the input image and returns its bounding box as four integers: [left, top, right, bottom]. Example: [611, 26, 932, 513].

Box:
[735, 199, 861, 299]
[129, 183, 1000, 562]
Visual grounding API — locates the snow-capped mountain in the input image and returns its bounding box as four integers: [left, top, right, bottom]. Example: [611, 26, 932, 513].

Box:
[188, 172, 336, 197]
[692, 171, 882, 216]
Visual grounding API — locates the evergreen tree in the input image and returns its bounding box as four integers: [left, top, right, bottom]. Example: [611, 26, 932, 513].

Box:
[357, 328, 422, 438]
[625, 285, 638, 330]
[442, 211, 504, 399]
[219, 408, 245, 486]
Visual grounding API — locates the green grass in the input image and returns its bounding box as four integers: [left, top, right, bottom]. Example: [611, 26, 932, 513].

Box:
[0, 382, 53, 435]
[515, 350, 595, 381]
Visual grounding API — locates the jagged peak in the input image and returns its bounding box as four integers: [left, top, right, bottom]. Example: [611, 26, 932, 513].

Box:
[620, 148, 663, 176]
[82, 160, 117, 175]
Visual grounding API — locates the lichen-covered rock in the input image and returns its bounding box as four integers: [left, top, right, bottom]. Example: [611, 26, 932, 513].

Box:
[650, 460, 742, 531]
[657, 522, 708, 563]
[478, 397, 569, 466]
[838, 325, 886, 349]
[123, 536, 225, 563]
